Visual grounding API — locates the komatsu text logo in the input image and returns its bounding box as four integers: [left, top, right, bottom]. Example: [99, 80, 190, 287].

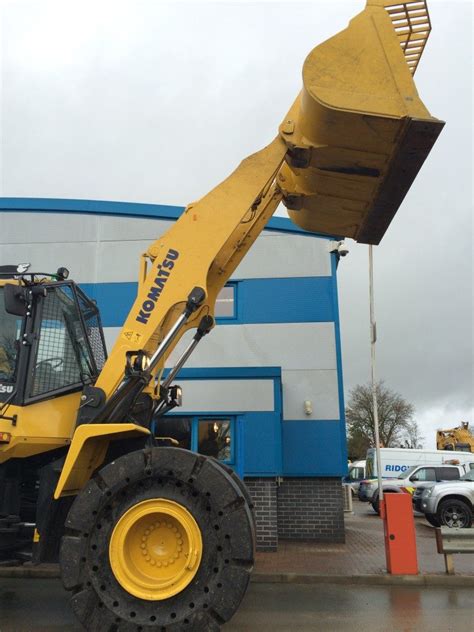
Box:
[136, 249, 180, 325]
[0, 384, 14, 394]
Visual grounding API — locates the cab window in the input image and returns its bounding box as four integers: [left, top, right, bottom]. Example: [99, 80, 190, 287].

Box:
[410, 467, 436, 482]
[0, 287, 22, 383]
[348, 466, 365, 481]
[30, 286, 95, 398]
[436, 467, 460, 481]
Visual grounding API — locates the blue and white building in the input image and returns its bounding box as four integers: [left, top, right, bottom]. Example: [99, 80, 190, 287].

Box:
[1, 198, 348, 550]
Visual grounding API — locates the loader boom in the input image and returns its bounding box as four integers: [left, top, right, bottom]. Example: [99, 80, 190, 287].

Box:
[89, 0, 443, 429]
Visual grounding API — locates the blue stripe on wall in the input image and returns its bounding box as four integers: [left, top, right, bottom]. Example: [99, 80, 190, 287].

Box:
[80, 282, 138, 327]
[81, 276, 335, 328]
[243, 411, 282, 476]
[236, 277, 334, 324]
[282, 421, 347, 477]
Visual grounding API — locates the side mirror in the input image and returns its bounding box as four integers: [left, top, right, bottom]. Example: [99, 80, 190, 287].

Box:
[4, 284, 27, 317]
[410, 475, 419, 482]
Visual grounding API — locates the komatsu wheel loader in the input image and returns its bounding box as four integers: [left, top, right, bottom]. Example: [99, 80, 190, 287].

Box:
[0, 2, 443, 629]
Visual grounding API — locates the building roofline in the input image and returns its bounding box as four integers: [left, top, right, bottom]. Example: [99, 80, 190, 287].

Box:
[0, 197, 339, 239]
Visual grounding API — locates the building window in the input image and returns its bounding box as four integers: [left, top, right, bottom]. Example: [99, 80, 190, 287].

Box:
[154, 415, 234, 464]
[198, 419, 232, 462]
[215, 285, 236, 319]
[155, 416, 192, 450]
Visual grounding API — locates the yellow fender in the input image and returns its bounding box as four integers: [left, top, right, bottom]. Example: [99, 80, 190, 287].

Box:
[54, 424, 150, 499]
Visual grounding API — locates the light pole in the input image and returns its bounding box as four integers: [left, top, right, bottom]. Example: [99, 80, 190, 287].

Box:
[368, 245, 384, 514]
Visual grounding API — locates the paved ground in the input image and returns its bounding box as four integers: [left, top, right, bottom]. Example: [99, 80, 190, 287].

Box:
[1, 578, 473, 631]
[254, 499, 474, 576]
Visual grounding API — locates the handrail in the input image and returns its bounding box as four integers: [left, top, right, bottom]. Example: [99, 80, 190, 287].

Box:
[383, 1, 432, 74]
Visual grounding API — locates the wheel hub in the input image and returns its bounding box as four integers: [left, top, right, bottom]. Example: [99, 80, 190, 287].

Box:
[109, 498, 203, 601]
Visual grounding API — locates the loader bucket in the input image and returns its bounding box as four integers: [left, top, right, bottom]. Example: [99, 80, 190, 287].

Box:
[278, 0, 444, 244]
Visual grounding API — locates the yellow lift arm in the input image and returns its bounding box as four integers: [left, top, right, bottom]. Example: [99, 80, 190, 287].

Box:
[95, 0, 443, 406]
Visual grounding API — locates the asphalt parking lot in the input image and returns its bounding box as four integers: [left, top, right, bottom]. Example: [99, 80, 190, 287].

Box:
[1, 577, 473, 631]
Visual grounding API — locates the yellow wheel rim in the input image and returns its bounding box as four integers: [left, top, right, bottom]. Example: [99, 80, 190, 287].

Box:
[109, 498, 203, 601]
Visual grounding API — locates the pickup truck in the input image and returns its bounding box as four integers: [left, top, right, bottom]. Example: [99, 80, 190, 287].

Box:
[358, 463, 469, 514]
[415, 469, 474, 528]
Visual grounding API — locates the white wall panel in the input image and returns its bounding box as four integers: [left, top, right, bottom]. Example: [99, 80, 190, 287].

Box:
[1, 214, 331, 282]
[104, 322, 336, 372]
[98, 216, 172, 242]
[102, 326, 339, 419]
[177, 379, 275, 413]
[1, 212, 98, 244]
[96, 240, 153, 282]
[231, 232, 331, 279]
[282, 369, 340, 420]
[0, 241, 98, 283]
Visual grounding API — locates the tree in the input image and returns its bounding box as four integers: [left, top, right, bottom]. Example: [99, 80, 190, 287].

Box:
[346, 381, 422, 459]
[347, 428, 372, 461]
[400, 420, 425, 450]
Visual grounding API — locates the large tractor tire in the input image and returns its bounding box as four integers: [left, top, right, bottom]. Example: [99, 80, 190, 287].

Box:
[60, 447, 255, 631]
[209, 458, 255, 532]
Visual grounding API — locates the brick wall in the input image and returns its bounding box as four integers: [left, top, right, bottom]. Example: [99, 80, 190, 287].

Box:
[245, 478, 278, 551]
[245, 477, 345, 551]
[278, 478, 345, 543]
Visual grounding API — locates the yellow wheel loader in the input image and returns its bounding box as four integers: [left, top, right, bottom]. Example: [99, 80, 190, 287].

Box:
[437, 422, 473, 453]
[0, 2, 443, 629]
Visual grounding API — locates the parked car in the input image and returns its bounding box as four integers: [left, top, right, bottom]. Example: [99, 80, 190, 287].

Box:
[412, 482, 437, 516]
[417, 469, 474, 528]
[359, 463, 469, 514]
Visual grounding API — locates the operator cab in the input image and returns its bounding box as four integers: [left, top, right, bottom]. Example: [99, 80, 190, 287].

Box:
[0, 264, 107, 406]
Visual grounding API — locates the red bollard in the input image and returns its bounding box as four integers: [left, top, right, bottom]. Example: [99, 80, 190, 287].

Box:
[382, 493, 418, 575]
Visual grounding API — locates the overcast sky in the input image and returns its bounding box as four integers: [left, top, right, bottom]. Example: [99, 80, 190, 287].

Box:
[0, 0, 472, 448]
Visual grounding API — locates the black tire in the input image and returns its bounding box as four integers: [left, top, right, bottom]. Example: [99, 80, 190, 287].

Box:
[209, 459, 255, 532]
[60, 447, 254, 631]
[424, 513, 441, 528]
[437, 498, 473, 529]
[371, 491, 381, 515]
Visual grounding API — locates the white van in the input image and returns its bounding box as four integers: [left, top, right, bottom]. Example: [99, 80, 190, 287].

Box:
[365, 447, 473, 478]
[343, 460, 366, 494]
